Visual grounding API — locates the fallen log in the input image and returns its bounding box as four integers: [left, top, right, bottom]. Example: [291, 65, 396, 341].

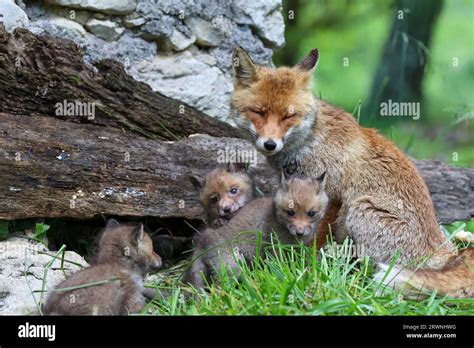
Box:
[0, 112, 277, 220]
[0, 26, 240, 141]
[0, 112, 472, 224]
[413, 160, 474, 224]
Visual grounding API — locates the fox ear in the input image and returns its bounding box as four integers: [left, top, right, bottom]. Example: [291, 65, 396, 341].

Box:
[314, 171, 327, 192]
[188, 174, 205, 191]
[133, 223, 145, 244]
[105, 218, 120, 229]
[295, 48, 319, 71]
[232, 46, 257, 86]
[226, 162, 249, 173]
[280, 170, 290, 190]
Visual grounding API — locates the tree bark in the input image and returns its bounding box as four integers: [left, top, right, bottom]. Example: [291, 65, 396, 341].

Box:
[0, 26, 240, 141]
[0, 112, 278, 221]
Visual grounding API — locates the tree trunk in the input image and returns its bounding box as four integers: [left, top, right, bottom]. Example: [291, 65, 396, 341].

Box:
[363, 0, 443, 125]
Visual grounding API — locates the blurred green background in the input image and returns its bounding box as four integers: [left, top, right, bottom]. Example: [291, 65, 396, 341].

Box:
[274, 0, 474, 166]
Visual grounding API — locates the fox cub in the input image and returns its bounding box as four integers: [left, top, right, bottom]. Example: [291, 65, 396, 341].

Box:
[183, 173, 328, 290]
[43, 219, 162, 315]
[151, 164, 254, 263]
[189, 163, 254, 227]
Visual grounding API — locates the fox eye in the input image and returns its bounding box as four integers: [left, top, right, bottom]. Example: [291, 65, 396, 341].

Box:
[249, 108, 264, 117]
[284, 112, 297, 120]
[230, 187, 238, 195]
[307, 210, 316, 217]
[210, 195, 219, 203]
[286, 209, 295, 217]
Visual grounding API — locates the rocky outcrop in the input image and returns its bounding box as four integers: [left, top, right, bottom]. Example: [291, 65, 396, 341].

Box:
[0, 237, 87, 315]
[85, 18, 125, 41]
[45, 0, 138, 15]
[3, 0, 286, 122]
[129, 49, 234, 119]
[0, 0, 29, 32]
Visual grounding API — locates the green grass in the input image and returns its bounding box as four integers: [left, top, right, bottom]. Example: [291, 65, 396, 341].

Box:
[33, 223, 50, 247]
[143, 227, 474, 316]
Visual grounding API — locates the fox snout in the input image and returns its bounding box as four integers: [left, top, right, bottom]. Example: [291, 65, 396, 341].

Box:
[152, 252, 162, 269]
[256, 137, 284, 154]
[289, 223, 312, 237]
[218, 202, 239, 217]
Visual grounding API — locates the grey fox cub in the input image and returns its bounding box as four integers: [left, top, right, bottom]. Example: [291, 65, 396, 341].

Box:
[183, 173, 328, 290]
[43, 219, 162, 315]
[189, 163, 254, 227]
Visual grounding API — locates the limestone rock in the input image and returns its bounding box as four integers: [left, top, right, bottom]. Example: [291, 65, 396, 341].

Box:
[0, 0, 29, 33]
[141, 16, 196, 51]
[29, 17, 87, 40]
[231, 0, 280, 25]
[123, 16, 146, 28]
[45, 0, 138, 15]
[130, 50, 233, 121]
[28, 4, 93, 26]
[209, 24, 273, 72]
[56, 8, 92, 26]
[84, 32, 157, 68]
[231, 0, 285, 48]
[167, 28, 196, 51]
[85, 19, 124, 41]
[49, 16, 87, 37]
[0, 237, 88, 315]
[136, 0, 231, 21]
[185, 16, 223, 47]
[257, 10, 285, 48]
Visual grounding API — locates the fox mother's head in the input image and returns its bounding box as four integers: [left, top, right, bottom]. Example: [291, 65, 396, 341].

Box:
[231, 47, 319, 156]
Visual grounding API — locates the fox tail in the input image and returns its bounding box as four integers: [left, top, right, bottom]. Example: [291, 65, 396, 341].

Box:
[374, 248, 474, 299]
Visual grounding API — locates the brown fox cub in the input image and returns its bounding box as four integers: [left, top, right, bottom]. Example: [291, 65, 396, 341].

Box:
[153, 164, 254, 263]
[43, 220, 162, 315]
[183, 174, 328, 290]
[231, 46, 473, 298]
[189, 163, 254, 227]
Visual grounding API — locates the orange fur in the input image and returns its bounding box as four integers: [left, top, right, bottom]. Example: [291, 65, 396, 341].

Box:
[311, 199, 341, 249]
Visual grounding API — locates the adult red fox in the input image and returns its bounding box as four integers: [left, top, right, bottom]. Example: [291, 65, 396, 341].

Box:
[230, 46, 473, 298]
